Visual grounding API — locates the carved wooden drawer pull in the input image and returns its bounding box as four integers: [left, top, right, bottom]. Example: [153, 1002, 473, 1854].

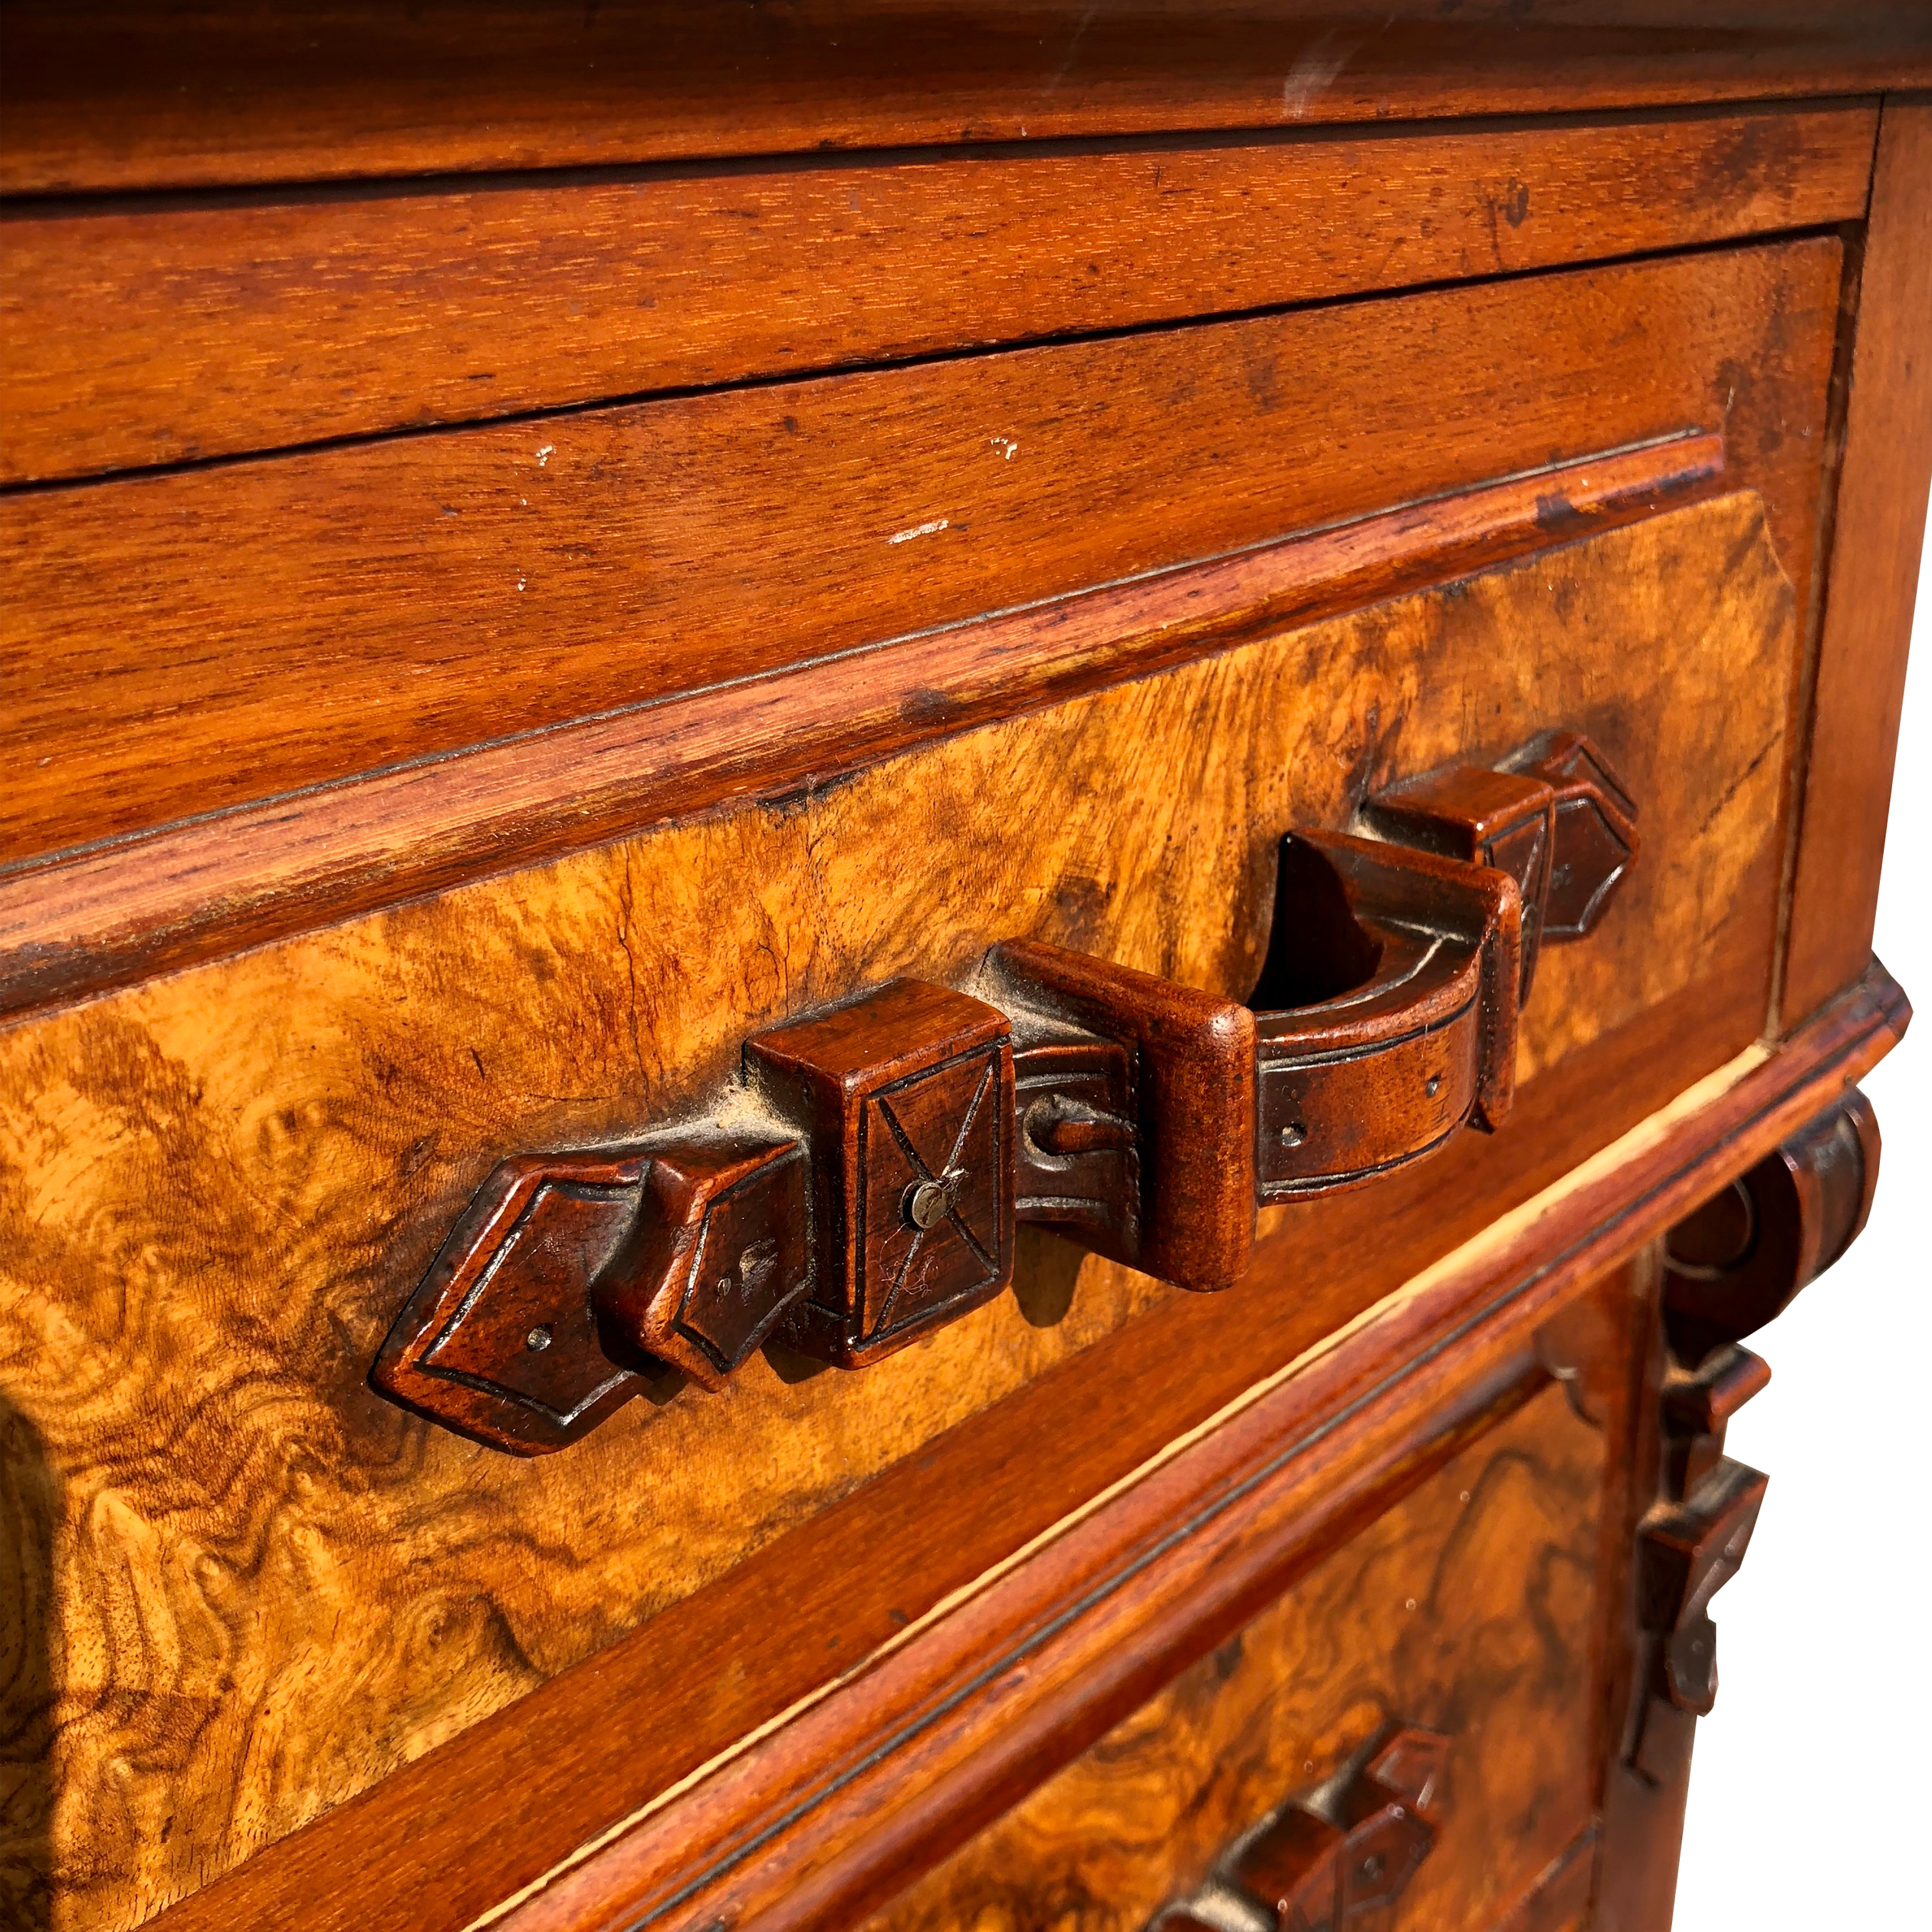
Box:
[1152, 1725, 1451, 1931]
[373, 731, 1634, 1451]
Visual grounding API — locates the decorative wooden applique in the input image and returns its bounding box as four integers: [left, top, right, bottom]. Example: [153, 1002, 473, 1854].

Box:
[372, 730, 1640, 1451]
[1150, 1725, 1451, 1932]
[745, 979, 1016, 1368]
[1618, 1088, 1881, 1784]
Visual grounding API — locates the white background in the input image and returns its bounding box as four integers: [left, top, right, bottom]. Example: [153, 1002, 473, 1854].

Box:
[1673, 512, 1930, 1920]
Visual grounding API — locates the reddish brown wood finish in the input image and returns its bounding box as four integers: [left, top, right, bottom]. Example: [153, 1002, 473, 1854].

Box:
[367, 1148, 654, 1454]
[0, 244, 1836, 874]
[1223, 1728, 1449, 1930]
[595, 1138, 816, 1391]
[0, 104, 1878, 485]
[1662, 1085, 1881, 1363]
[993, 940, 1257, 1293]
[0, 5, 1922, 194]
[143, 961, 1907, 1932]
[1784, 97, 1932, 1024]
[0, 434, 1725, 1023]
[747, 981, 1017, 1368]
[1370, 731, 1640, 996]
[1251, 833, 1520, 1193]
[1595, 1085, 1888, 1929]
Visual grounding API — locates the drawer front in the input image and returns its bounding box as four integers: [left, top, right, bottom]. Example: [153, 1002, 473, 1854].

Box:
[862, 1373, 1604, 1932]
[3, 468, 1799, 1927]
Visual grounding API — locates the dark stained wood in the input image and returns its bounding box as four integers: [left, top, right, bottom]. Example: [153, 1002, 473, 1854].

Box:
[136, 961, 1908, 1932]
[993, 941, 1257, 1293]
[1783, 98, 1932, 1024]
[1224, 1728, 1448, 1930]
[369, 1146, 656, 1453]
[0, 4, 1922, 195]
[1369, 731, 1640, 997]
[368, 1129, 828, 1449]
[0, 242, 1841, 873]
[1662, 1086, 1881, 1362]
[747, 981, 1017, 1368]
[0, 104, 1879, 485]
[1252, 833, 1520, 1192]
[0, 435, 1726, 1024]
[596, 1138, 816, 1390]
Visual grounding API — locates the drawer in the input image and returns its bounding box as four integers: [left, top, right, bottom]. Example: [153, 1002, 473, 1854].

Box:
[0, 221, 1848, 1931]
[6, 467, 1805, 1927]
[860, 1370, 1606, 1932]
[2, 235, 1838, 1005]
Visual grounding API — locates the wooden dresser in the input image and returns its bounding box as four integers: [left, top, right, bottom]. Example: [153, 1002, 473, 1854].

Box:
[4, 8, 1929, 1930]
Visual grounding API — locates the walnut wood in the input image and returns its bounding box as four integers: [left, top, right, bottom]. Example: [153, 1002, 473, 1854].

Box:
[376, 764, 1561, 1452]
[0, 5, 1922, 195]
[0, 243, 1838, 876]
[1783, 98, 1932, 1027]
[993, 941, 1257, 1293]
[1368, 731, 1640, 997]
[1252, 833, 1520, 1193]
[367, 1146, 655, 1453]
[746, 981, 1017, 1368]
[0, 435, 1725, 1024]
[1662, 1086, 1881, 1364]
[1223, 1727, 1448, 1931]
[1595, 1092, 1887, 1927]
[488, 1330, 1566, 1932]
[0, 494, 1825, 1926]
[1634, 1457, 1767, 1723]
[131, 963, 1906, 1932]
[595, 1138, 815, 1391]
[0, 104, 1878, 486]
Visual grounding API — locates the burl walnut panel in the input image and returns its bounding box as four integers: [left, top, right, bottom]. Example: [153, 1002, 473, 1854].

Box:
[0, 495, 1794, 1929]
[863, 1377, 1603, 1932]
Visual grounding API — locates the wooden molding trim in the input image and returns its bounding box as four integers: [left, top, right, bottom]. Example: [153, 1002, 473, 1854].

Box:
[0, 4, 1925, 196]
[478, 963, 1907, 1932]
[1782, 97, 1932, 1025]
[0, 104, 1875, 485]
[0, 433, 1722, 1024]
[149, 957, 1907, 1932]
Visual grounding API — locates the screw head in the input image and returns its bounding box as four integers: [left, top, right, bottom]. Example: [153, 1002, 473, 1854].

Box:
[524, 1325, 554, 1352]
[905, 1175, 958, 1230]
[1279, 1121, 1308, 1148]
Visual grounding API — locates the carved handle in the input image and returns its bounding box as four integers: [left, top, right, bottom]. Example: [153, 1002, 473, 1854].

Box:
[373, 731, 1635, 1451]
[1664, 1086, 1880, 1365]
[1152, 1725, 1451, 1932]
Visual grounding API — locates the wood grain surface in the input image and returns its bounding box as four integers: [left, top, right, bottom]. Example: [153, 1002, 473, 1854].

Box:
[0, 495, 1799, 1930]
[0, 435, 1724, 1022]
[860, 1375, 1603, 1932]
[0, 104, 1875, 485]
[0, 2, 1924, 195]
[415, 966, 1908, 1932]
[0, 240, 1841, 869]
[117, 962, 1911, 1932]
[1782, 99, 1932, 1027]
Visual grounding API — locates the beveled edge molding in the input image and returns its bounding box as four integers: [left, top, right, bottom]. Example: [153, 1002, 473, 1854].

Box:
[0, 433, 1722, 1026]
[471, 958, 1907, 1932]
[140, 958, 1907, 1932]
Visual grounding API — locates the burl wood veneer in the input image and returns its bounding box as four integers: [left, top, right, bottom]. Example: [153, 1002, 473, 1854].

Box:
[863, 1369, 1605, 1932]
[1, 495, 1799, 1927]
[4, 17, 1928, 1932]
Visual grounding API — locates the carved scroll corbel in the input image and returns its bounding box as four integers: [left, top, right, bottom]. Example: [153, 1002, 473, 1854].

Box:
[1619, 1088, 1882, 1779]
